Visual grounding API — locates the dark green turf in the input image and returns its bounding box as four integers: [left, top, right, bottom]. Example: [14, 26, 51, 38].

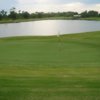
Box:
[0, 31, 100, 100]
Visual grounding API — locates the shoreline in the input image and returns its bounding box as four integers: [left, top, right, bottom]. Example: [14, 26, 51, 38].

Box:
[0, 17, 100, 24]
[0, 17, 72, 24]
[0, 31, 100, 40]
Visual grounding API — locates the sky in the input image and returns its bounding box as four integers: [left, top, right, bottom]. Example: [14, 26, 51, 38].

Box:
[0, 0, 100, 13]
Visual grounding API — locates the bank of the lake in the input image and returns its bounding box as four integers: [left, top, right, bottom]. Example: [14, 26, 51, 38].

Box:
[0, 17, 72, 23]
[0, 17, 100, 23]
[0, 31, 100, 100]
[80, 17, 100, 21]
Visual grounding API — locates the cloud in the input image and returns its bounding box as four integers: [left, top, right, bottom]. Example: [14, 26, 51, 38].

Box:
[16, 1, 100, 13]
[0, 0, 100, 13]
[62, 2, 84, 12]
[17, 0, 51, 4]
[62, 2, 100, 12]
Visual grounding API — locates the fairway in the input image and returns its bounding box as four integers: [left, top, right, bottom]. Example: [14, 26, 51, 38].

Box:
[0, 31, 100, 100]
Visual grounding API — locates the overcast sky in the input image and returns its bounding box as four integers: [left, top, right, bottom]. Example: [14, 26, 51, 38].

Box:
[0, 0, 100, 13]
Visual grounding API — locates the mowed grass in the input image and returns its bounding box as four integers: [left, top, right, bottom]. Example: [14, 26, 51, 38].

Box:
[0, 31, 100, 100]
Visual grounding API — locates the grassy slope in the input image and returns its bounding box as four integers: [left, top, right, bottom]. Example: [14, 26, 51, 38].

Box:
[0, 31, 100, 100]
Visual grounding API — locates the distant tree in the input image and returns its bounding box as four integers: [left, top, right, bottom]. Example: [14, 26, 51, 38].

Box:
[88, 10, 99, 17]
[0, 10, 7, 19]
[0, 7, 100, 21]
[81, 10, 99, 18]
[8, 7, 17, 20]
[0, 13, 2, 20]
[17, 10, 22, 19]
[21, 11, 30, 19]
[66, 12, 78, 17]
[81, 11, 88, 18]
[35, 12, 44, 18]
[18, 10, 21, 14]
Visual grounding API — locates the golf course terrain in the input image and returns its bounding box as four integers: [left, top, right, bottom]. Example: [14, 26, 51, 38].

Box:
[0, 31, 100, 100]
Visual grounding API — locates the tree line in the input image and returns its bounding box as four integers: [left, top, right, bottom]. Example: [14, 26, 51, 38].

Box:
[0, 7, 100, 20]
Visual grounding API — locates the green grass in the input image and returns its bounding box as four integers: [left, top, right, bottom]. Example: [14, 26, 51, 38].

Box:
[80, 17, 100, 21]
[1, 17, 100, 24]
[0, 17, 100, 24]
[0, 18, 40, 23]
[0, 31, 100, 100]
[0, 17, 72, 23]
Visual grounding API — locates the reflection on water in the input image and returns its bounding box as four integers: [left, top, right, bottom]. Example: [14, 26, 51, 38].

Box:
[0, 20, 100, 37]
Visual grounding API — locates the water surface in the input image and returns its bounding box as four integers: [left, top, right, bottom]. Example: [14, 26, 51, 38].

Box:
[0, 20, 100, 37]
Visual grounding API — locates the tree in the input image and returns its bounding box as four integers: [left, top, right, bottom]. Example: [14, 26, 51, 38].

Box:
[35, 12, 44, 18]
[81, 11, 88, 18]
[81, 10, 99, 18]
[0, 13, 2, 20]
[21, 11, 30, 19]
[0, 10, 7, 19]
[88, 10, 98, 17]
[17, 10, 22, 19]
[9, 7, 17, 20]
[99, 14, 100, 17]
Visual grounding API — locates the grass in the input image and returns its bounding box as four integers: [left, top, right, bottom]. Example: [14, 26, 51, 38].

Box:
[0, 17, 72, 23]
[80, 17, 100, 21]
[0, 17, 100, 24]
[0, 18, 41, 23]
[0, 31, 100, 100]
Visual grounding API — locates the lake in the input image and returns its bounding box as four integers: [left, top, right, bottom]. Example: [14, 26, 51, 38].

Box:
[0, 20, 100, 38]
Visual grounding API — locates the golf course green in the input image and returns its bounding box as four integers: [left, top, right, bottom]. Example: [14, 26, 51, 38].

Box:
[0, 31, 100, 100]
